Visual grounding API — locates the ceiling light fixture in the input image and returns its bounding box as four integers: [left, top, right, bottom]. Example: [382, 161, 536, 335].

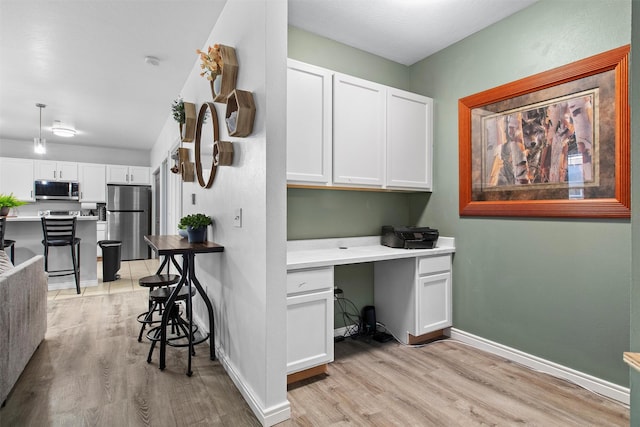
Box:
[52, 120, 76, 137]
[34, 103, 46, 154]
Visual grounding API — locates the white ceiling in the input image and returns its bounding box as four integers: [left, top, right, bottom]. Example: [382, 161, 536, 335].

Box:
[0, 0, 537, 154]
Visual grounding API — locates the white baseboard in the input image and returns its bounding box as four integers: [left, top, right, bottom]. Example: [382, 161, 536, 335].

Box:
[191, 314, 291, 426]
[449, 328, 630, 405]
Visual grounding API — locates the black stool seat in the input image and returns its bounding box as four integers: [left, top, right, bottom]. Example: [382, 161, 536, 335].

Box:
[42, 237, 81, 246]
[139, 274, 181, 287]
[150, 285, 195, 302]
[136, 274, 182, 342]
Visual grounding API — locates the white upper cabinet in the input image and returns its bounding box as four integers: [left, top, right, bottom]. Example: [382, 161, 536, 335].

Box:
[0, 157, 35, 201]
[386, 88, 433, 190]
[285, 60, 433, 192]
[333, 73, 386, 187]
[78, 163, 106, 202]
[35, 160, 78, 181]
[107, 165, 150, 185]
[286, 60, 333, 185]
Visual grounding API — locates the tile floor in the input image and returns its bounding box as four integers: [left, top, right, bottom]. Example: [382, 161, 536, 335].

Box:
[47, 258, 162, 300]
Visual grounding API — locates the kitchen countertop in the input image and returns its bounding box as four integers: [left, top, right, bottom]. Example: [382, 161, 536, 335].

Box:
[6, 215, 99, 222]
[287, 236, 455, 270]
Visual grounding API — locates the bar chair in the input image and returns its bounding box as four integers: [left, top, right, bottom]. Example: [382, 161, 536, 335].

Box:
[0, 218, 16, 264]
[41, 217, 81, 294]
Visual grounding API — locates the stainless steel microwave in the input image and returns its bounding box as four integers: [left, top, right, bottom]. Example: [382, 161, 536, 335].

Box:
[34, 180, 80, 200]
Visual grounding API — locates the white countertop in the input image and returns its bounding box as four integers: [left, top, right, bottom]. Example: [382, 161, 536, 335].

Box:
[287, 236, 455, 270]
[6, 215, 99, 222]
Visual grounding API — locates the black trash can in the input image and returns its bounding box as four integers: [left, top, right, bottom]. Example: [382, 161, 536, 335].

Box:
[98, 240, 122, 282]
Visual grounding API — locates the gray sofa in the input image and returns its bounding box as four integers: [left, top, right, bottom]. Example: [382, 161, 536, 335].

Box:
[0, 254, 47, 405]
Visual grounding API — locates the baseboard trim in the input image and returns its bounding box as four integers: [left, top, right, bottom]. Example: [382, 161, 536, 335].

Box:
[449, 328, 630, 405]
[191, 313, 290, 426]
[215, 345, 291, 426]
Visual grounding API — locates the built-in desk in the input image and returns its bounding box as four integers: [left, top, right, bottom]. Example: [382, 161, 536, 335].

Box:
[286, 236, 455, 380]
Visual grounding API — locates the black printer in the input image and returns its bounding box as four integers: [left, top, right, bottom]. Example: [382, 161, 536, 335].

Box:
[381, 225, 439, 249]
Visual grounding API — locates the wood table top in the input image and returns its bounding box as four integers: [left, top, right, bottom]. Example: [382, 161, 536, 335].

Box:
[144, 235, 224, 255]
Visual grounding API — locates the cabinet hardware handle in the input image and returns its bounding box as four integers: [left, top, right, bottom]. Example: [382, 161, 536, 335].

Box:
[60, 171, 63, 179]
[54, 170, 57, 179]
[131, 174, 134, 182]
[298, 281, 307, 288]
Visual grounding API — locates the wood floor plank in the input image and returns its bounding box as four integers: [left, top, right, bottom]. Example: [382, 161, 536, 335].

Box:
[0, 267, 629, 426]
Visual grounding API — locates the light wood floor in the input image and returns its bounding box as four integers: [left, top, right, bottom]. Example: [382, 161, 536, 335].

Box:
[1, 262, 630, 426]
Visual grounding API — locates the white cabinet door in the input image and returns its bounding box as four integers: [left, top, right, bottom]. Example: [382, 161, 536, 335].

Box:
[34, 160, 58, 180]
[286, 289, 334, 374]
[416, 272, 452, 335]
[0, 157, 35, 201]
[286, 60, 333, 184]
[107, 165, 149, 185]
[58, 161, 78, 181]
[34, 160, 78, 181]
[333, 73, 386, 187]
[106, 165, 130, 184]
[79, 163, 106, 202]
[128, 166, 150, 185]
[386, 88, 433, 190]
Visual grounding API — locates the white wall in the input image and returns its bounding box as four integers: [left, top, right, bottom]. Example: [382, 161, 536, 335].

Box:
[0, 138, 150, 166]
[149, 0, 289, 425]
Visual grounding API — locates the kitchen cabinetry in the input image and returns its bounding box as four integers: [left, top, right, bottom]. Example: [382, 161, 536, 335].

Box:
[386, 88, 433, 190]
[35, 160, 78, 181]
[374, 254, 452, 344]
[285, 60, 433, 191]
[286, 267, 334, 374]
[333, 73, 386, 187]
[286, 60, 333, 185]
[78, 163, 106, 202]
[0, 157, 35, 201]
[107, 165, 150, 185]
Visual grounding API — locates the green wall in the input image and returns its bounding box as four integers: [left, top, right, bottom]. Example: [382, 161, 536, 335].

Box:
[409, 0, 631, 386]
[629, 0, 639, 422]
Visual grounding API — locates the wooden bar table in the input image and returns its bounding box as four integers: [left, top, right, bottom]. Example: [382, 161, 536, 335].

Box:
[144, 235, 224, 376]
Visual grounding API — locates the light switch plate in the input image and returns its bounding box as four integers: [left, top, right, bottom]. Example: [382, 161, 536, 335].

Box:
[233, 208, 242, 228]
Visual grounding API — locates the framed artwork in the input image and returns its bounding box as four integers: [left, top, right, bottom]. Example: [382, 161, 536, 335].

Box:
[458, 45, 630, 218]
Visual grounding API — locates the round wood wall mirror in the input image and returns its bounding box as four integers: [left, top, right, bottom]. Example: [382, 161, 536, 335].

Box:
[195, 102, 220, 188]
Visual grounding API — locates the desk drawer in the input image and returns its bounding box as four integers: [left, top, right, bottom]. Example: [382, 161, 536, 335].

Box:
[287, 267, 334, 295]
[418, 255, 451, 275]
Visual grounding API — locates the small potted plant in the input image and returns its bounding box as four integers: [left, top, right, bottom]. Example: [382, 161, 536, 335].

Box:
[0, 193, 27, 217]
[179, 213, 212, 243]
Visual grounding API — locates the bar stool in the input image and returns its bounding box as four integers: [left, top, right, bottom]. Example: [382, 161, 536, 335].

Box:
[136, 273, 181, 342]
[0, 218, 15, 264]
[41, 217, 81, 294]
[146, 285, 205, 369]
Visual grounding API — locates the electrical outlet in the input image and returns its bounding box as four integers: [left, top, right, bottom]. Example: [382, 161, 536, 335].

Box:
[191, 193, 196, 205]
[233, 208, 242, 228]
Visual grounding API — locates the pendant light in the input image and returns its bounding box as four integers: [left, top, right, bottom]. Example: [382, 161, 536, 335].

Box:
[34, 103, 46, 154]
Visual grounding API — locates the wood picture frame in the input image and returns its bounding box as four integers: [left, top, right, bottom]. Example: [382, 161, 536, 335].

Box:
[458, 45, 630, 218]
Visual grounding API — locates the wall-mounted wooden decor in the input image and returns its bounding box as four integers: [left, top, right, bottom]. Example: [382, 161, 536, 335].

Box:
[180, 102, 197, 142]
[225, 89, 255, 137]
[178, 147, 194, 181]
[214, 141, 233, 166]
[195, 102, 219, 188]
[212, 45, 239, 103]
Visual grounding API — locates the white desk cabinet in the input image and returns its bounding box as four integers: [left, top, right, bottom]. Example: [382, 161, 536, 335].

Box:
[286, 267, 334, 374]
[333, 73, 386, 187]
[286, 60, 333, 185]
[79, 163, 106, 202]
[107, 165, 150, 185]
[386, 88, 433, 190]
[374, 254, 452, 344]
[35, 160, 78, 181]
[0, 157, 35, 201]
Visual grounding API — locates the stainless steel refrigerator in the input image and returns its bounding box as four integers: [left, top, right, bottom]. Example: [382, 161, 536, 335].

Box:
[106, 184, 151, 260]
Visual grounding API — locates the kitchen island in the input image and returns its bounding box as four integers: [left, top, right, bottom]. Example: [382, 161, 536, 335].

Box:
[4, 216, 98, 290]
